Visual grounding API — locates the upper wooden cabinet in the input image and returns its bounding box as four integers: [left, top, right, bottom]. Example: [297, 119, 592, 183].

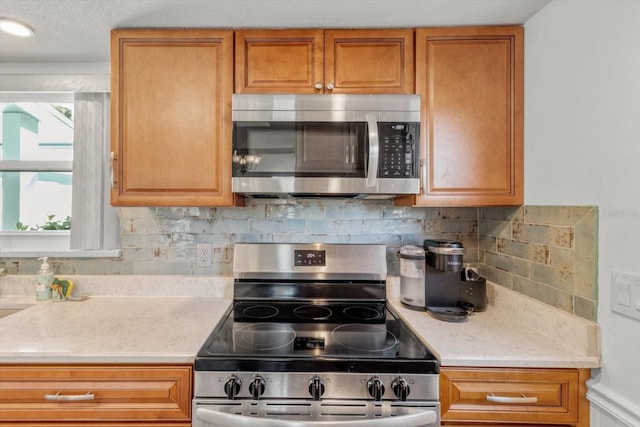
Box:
[398, 26, 523, 207]
[111, 29, 234, 206]
[235, 29, 415, 94]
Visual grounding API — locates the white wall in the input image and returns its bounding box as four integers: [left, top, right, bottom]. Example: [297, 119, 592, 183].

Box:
[524, 0, 640, 424]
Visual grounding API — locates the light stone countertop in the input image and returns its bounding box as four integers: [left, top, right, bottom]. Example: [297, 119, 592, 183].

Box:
[0, 275, 601, 368]
[0, 296, 231, 363]
[387, 280, 601, 368]
[0, 275, 232, 364]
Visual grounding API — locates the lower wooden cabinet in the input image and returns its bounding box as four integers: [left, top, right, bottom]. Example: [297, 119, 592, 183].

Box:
[440, 367, 590, 427]
[0, 364, 192, 427]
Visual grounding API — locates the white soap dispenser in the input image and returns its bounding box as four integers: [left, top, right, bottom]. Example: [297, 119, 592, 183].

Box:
[35, 257, 54, 300]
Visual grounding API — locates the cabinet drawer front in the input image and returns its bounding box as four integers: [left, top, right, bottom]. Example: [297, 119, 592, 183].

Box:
[441, 368, 579, 424]
[0, 365, 191, 422]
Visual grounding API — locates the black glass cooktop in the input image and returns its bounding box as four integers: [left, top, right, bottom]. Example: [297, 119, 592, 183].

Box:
[195, 302, 438, 374]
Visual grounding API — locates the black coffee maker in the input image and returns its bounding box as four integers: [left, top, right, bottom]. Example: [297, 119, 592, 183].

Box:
[423, 239, 487, 318]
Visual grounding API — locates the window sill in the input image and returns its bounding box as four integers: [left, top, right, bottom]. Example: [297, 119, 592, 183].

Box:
[0, 249, 121, 258]
[0, 231, 120, 258]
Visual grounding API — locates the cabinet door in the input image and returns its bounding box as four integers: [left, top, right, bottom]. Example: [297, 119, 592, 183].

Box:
[0, 364, 192, 424]
[111, 29, 234, 206]
[325, 29, 415, 94]
[235, 29, 414, 94]
[440, 367, 590, 426]
[235, 29, 324, 94]
[406, 27, 523, 207]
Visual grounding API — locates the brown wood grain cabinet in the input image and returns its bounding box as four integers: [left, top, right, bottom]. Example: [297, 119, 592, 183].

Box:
[235, 29, 415, 94]
[440, 367, 590, 427]
[0, 364, 192, 426]
[110, 29, 234, 207]
[397, 26, 524, 207]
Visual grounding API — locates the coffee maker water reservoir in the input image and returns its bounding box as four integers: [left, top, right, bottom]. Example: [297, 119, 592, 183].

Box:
[398, 245, 426, 309]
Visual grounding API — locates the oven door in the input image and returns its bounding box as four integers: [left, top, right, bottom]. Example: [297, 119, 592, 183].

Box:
[193, 399, 440, 427]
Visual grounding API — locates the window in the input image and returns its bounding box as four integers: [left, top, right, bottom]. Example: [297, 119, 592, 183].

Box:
[0, 92, 119, 256]
[0, 94, 73, 229]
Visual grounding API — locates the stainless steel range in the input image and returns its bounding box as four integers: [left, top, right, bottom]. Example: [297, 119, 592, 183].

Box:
[193, 243, 440, 427]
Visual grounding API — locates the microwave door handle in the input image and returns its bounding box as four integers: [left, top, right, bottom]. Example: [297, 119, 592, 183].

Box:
[196, 407, 437, 427]
[366, 114, 379, 187]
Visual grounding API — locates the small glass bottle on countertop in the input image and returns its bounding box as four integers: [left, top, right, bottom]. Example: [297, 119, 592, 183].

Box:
[35, 257, 54, 300]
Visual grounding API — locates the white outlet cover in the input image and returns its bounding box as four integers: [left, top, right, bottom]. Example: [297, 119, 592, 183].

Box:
[196, 243, 212, 267]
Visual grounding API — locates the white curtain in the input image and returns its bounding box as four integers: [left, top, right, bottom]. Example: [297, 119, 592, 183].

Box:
[70, 93, 119, 250]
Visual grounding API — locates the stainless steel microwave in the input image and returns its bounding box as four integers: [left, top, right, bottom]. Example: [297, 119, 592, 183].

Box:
[232, 94, 420, 198]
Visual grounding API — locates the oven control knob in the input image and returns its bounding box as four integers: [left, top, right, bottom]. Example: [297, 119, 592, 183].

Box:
[224, 376, 242, 400]
[249, 376, 266, 400]
[367, 377, 385, 401]
[308, 376, 325, 401]
[392, 378, 410, 401]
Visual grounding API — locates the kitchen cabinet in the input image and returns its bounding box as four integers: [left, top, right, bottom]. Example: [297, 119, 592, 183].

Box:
[234, 29, 415, 94]
[440, 367, 590, 427]
[110, 29, 234, 207]
[0, 364, 192, 426]
[397, 26, 523, 207]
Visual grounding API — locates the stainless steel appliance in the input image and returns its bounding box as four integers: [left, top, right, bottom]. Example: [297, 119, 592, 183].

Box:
[232, 94, 420, 198]
[399, 245, 426, 309]
[193, 243, 440, 427]
[423, 240, 487, 321]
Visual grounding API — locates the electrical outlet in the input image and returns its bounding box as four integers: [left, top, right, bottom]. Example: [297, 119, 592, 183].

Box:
[196, 243, 212, 267]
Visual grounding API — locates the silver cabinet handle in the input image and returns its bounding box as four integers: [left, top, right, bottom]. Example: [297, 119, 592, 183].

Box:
[419, 158, 425, 193]
[196, 407, 437, 427]
[44, 391, 95, 401]
[314, 82, 323, 90]
[326, 82, 334, 90]
[110, 151, 116, 188]
[486, 393, 538, 404]
[365, 114, 379, 187]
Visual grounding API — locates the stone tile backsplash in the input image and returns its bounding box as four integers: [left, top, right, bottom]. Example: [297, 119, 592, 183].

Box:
[0, 201, 597, 321]
[479, 206, 598, 321]
[0, 199, 477, 278]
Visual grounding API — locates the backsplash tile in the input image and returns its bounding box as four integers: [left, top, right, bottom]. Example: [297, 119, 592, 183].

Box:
[479, 206, 598, 321]
[1, 201, 597, 322]
[1, 199, 475, 278]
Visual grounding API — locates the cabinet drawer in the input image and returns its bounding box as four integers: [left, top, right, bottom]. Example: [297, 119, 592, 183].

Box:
[441, 368, 581, 424]
[0, 364, 192, 423]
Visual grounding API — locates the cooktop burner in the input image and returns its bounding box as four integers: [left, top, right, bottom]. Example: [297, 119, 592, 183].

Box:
[233, 322, 296, 351]
[293, 305, 332, 320]
[241, 304, 279, 319]
[331, 323, 398, 352]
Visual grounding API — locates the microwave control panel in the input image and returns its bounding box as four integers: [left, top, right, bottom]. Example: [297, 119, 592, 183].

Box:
[379, 123, 419, 178]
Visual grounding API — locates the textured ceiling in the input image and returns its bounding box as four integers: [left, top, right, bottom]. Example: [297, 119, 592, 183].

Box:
[0, 0, 551, 64]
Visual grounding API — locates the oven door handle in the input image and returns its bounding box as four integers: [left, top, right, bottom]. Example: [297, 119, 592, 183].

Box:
[196, 407, 437, 427]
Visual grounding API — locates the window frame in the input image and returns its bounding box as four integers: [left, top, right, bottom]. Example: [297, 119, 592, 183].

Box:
[0, 78, 120, 258]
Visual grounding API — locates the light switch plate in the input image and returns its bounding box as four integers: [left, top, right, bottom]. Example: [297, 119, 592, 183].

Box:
[612, 270, 640, 321]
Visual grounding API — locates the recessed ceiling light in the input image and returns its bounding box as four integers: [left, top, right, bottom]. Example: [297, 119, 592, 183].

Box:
[0, 18, 35, 37]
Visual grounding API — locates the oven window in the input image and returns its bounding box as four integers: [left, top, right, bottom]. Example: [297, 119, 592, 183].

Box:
[232, 122, 366, 177]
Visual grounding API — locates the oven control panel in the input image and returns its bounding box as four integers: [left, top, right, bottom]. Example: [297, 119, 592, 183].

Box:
[194, 371, 439, 401]
[294, 250, 326, 266]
